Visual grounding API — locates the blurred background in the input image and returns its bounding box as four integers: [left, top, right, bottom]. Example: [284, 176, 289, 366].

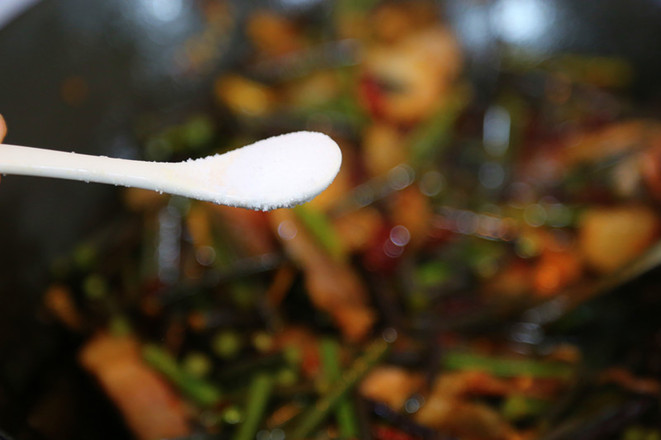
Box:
[2, 1, 661, 439]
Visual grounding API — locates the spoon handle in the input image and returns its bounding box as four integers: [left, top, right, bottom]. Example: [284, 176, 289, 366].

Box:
[0, 143, 174, 190]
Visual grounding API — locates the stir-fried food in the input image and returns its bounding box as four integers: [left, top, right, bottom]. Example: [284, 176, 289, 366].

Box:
[39, 1, 661, 439]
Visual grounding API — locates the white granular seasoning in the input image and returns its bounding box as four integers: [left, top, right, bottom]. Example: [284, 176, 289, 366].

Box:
[177, 131, 342, 211]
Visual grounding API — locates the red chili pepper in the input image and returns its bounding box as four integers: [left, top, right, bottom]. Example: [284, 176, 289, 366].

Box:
[372, 425, 417, 440]
[362, 224, 406, 273]
[359, 73, 386, 119]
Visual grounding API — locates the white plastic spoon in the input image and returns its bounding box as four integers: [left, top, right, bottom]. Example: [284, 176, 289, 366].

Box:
[0, 131, 342, 211]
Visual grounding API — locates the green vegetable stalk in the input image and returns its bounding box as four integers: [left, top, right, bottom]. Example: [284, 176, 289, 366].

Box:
[294, 205, 344, 260]
[409, 84, 471, 166]
[443, 351, 575, 379]
[288, 337, 390, 439]
[142, 344, 222, 407]
[320, 338, 360, 438]
[232, 373, 275, 440]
